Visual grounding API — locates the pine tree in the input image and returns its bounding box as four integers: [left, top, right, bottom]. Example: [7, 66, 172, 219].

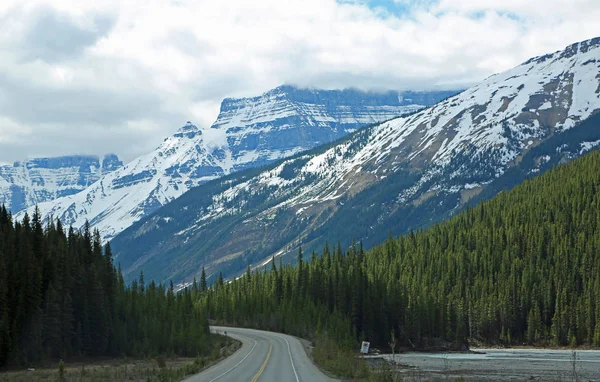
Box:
[200, 267, 207, 292]
[0, 248, 9, 365]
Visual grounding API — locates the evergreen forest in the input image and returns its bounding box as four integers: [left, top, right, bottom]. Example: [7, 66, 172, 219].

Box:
[201, 149, 600, 355]
[0, 210, 215, 367]
[3, 144, 600, 374]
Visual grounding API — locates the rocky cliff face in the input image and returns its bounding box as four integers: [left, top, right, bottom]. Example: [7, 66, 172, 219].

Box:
[110, 37, 600, 285]
[21, 87, 454, 240]
[0, 154, 122, 213]
[212, 86, 456, 171]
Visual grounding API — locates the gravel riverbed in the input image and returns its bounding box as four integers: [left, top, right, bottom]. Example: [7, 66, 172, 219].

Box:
[366, 349, 600, 381]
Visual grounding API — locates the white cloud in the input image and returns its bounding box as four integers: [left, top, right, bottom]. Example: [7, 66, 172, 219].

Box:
[0, 0, 598, 164]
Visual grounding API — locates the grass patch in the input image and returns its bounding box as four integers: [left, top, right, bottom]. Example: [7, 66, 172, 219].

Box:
[311, 333, 370, 379]
[0, 335, 241, 382]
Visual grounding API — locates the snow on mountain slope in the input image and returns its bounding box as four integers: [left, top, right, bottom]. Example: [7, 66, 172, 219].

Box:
[110, 37, 600, 285]
[0, 155, 122, 213]
[211, 86, 456, 171]
[22, 124, 228, 239]
[156, 37, 600, 228]
[20, 87, 453, 240]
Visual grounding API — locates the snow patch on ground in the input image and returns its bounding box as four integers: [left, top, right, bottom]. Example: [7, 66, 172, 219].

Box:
[580, 139, 600, 154]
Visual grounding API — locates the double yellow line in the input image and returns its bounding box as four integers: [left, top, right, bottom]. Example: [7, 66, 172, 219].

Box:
[251, 343, 273, 382]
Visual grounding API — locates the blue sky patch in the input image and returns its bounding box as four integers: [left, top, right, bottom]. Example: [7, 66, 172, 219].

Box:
[338, 0, 438, 18]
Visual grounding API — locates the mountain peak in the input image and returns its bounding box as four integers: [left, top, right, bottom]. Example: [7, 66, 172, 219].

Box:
[102, 154, 124, 171]
[178, 121, 199, 132]
[0, 154, 122, 213]
[173, 121, 202, 139]
[524, 36, 600, 65]
[570, 36, 600, 51]
[214, 86, 460, 125]
[560, 36, 600, 59]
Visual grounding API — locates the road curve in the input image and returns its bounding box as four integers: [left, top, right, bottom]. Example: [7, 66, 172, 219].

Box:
[185, 326, 337, 382]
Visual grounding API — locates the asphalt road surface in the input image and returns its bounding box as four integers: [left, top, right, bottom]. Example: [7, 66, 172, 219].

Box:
[185, 326, 337, 382]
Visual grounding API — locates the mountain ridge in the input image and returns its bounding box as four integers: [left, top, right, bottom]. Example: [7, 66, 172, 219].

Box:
[110, 37, 600, 285]
[0, 154, 122, 213]
[20, 87, 455, 240]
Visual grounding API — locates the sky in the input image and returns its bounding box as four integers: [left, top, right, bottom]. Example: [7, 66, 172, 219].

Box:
[0, 0, 598, 164]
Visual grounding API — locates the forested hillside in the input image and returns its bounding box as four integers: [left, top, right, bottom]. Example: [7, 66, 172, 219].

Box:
[0, 208, 215, 367]
[202, 148, 600, 351]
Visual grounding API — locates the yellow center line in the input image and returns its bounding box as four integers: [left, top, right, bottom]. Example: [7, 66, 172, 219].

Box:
[251, 343, 273, 382]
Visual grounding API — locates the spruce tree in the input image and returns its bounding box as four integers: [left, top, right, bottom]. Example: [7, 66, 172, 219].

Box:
[200, 267, 207, 292]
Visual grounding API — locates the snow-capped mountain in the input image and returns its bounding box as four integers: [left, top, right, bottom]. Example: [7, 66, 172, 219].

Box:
[0, 154, 122, 213]
[110, 37, 600, 285]
[212, 86, 457, 171]
[20, 86, 454, 240]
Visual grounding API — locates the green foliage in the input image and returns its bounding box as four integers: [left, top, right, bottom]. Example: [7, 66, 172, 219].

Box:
[366, 148, 600, 347]
[0, 210, 214, 367]
[155, 356, 166, 369]
[368, 360, 399, 382]
[312, 332, 369, 378]
[0, 339, 240, 382]
[56, 359, 65, 382]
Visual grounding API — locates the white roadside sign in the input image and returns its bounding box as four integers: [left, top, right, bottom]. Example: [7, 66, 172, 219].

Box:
[360, 341, 370, 354]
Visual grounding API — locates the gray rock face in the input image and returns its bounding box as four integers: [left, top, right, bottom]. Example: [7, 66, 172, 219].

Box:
[102, 154, 124, 172]
[0, 154, 122, 213]
[214, 86, 456, 170]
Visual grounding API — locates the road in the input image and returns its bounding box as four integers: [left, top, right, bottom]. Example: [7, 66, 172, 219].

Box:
[185, 326, 337, 382]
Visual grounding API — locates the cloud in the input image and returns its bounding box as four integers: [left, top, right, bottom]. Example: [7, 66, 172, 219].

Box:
[19, 6, 115, 63]
[0, 0, 598, 165]
[0, 72, 167, 125]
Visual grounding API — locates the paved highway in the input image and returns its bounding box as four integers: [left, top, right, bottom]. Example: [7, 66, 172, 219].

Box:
[185, 326, 337, 382]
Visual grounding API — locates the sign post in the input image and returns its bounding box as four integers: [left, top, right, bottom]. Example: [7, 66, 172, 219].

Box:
[360, 341, 370, 355]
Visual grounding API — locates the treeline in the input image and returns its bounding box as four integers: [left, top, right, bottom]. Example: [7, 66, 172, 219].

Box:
[201, 251, 357, 345]
[202, 149, 600, 350]
[0, 208, 213, 367]
[200, 252, 363, 376]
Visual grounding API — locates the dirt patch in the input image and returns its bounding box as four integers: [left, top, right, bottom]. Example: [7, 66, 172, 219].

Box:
[340, 171, 379, 199]
[460, 187, 482, 204]
[513, 110, 539, 126]
[412, 190, 437, 206]
[524, 93, 551, 110]
[497, 96, 514, 113]
[541, 73, 574, 125]
[212, 250, 245, 264]
[537, 108, 566, 130]
[387, 113, 462, 171]
[470, 103, 489, 121]
[507, 137, 543, 166]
